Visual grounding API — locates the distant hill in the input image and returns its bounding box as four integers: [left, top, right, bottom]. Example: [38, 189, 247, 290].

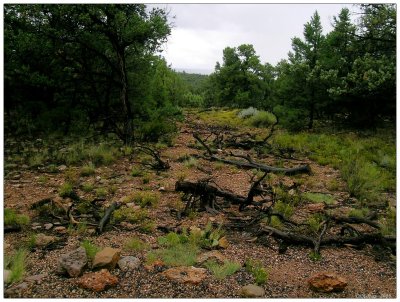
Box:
[173, 68, 213, 75]
[176, 71, 209, 93]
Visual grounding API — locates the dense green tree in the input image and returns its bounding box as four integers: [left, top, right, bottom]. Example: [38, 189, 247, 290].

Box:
[210, 44, 270, 108]
[4, 4, 179, 144]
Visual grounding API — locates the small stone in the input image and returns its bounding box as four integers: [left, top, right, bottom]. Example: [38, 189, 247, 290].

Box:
[144, 260, 165, 272]
[308, 272, 347, 293]
[77, 269, 118, 292]
[196, 251, 226, 265]
[87, 228, 97, 235]
[54, 226, 67, 234]
[120, 221, 135, 230]
[32, 222, 41, 227]
[4, 282, 29, 297]
[158, 186, 166, 192]
[58, 165, 67, 171]
[92, 247, 121, 270]
[96, 176, 101, 182]
[32, 226, 42, 230]
[56, 247, 88, 277]
[35, 233, 58, 247]
[4, 269, 11, 283]
[25, 273, 47, 284]
[218, 237, 229, 249]
[240, 284, 265, 297]
[288, 189, 296, 196]
[161, 266, 207, 285]
[305, 203, 325, 213]
[44, 223, 53, 230]
[126, 203, 141, 210]
[117, 256, 140, 271]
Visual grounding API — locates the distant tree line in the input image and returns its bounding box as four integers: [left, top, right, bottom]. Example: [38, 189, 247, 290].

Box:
[202, 4, 396, 129]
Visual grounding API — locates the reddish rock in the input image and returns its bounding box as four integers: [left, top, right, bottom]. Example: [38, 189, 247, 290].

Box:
[161, 266, 207, 285]
[218, 237, 229, 249]
[308, 272, 347, 293]
[77, 269, 118, 292]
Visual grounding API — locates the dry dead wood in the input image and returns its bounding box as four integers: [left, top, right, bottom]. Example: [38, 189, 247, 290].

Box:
[135, 144, 170, 170]
[97, 202, 121, 234]
[193, 133, 311, 176]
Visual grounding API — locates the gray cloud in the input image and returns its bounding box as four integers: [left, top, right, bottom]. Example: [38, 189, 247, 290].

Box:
[157, 4, 352, 73]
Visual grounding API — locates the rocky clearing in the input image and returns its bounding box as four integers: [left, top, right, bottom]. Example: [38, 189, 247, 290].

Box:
[3, 113, 396, 298]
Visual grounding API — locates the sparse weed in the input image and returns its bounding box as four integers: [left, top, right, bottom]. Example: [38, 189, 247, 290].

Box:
[81, 240, 100, 261]
[80, 162, 95, 176]
[307, 214, 325, 234]
[273, 200, 294, 219]
[95, 187, 108, 198]
[131, 167, 144, 177]
[348, 208, 370, 218]
[177, 171, 187, 182]
[309, 251, 322, 261]
[5, 248, 28, 284]
[81, 183, 94, 193]
[124, 237, 150, 251]
[183, 157, 198, 168]
[142, 173, 151, 184]
[245, 258, 269, 285]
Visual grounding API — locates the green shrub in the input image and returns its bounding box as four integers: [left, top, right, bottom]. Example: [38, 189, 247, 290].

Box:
[205, 260, 241, 280]
[124, 237, 150, 251]
[81, 240, 100, 261]
[245, 259, 269, 285]
[246, 111, 276, 128]
[4, 208, 30, 226]
[139, 221, 156, 233]
[268, 216, 283, 228]
[379, 207, 396, 236]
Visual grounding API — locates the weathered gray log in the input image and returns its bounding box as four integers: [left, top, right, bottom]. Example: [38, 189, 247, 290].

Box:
[97, 202, 121, 234]
[193, 133, 310, 175]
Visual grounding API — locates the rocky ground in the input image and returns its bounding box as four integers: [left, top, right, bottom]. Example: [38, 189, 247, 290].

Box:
[3, 114, 396, 298]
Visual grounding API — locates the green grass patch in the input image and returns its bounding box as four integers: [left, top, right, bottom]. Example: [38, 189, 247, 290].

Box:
[197, 109, 243, 128]
[273, 200, 294, 219]
[205, 259, 241, 280]
[4, 208, 30, 226]
[112, 207, 148, 224]
[5, 248, 28, 284]
[59, 182, 74, 198]
[303, 192, 335, 205]
[348, 208, 370, 218]
[131, 167, 144, 177]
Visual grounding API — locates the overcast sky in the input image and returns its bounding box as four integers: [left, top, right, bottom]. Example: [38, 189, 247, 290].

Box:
[155, 4, 354, 74]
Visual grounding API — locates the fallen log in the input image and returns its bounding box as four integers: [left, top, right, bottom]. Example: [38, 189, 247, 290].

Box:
[261, 225, 396, 252]
[175, 180, 246, 205]
[193, 133, 310, 176]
